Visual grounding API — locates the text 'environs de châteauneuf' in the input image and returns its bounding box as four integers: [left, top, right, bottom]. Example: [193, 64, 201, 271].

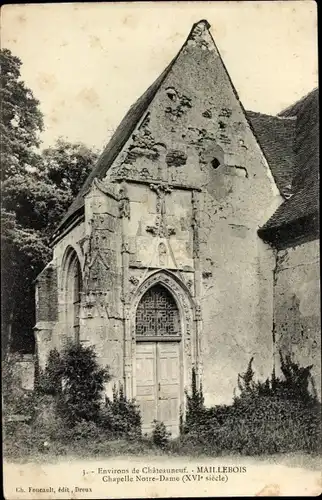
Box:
[97, 466, 247, 475]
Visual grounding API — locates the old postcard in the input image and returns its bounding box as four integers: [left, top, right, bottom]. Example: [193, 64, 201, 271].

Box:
[1, 1, 320, 498]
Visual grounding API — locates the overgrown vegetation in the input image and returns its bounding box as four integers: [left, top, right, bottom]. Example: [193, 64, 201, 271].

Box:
[4, 346, 321, 460]
[4, 341, 143, 459]
[179, 355, 321, 455]
[100, 385, 141, 439]
[47, 342, 110, 426]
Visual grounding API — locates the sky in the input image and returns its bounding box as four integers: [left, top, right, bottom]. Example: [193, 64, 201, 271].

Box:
[1, 1, 318, 151]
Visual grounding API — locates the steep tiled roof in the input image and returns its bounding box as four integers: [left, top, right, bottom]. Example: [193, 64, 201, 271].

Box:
[247, 111, 297, 197]
[259, 172, 318, 231]
[279, 88, 319, 193]
[258, 88, 319, 244]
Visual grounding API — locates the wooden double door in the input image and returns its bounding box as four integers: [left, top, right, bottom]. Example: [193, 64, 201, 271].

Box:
[135, 341, 181, 437]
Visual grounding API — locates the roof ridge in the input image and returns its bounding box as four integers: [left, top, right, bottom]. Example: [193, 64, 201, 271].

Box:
[247, 110, 297, 121]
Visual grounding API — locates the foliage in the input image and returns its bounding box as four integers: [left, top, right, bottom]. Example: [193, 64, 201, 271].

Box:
[1, 210, 52, 354]
[4, 349, 321, 460]
[237, 356, 255, 393]
[1, 48, 98, 356]
[0, 48, 44, 181]
[1, 174, 71, 233]
[182, 367, 206, 434]
[3, 419, 163, 462]
[42, 341, 111, 427]
[236, 351, 316, 404]
[2, 354, 35, 417]
[151, 420, 171, 449]
[180, 354, 321, 455]
[100, 384, 142, 439]
[41, 138, 99, 197]
[36, 348, 62, 396]
[60, 420, 102, 442]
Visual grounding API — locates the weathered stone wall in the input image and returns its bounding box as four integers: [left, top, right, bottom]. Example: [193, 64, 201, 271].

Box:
[49, 186, 125, 395]
[34, 262, 58, 369]
[11, 354, 35, 391]
[274, 239, 321, 400]
[82, 182, 124, 395]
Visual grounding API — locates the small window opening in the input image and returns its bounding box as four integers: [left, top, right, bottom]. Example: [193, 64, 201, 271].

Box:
[165, 87, 177, 102]
[211, 157, 221, 169]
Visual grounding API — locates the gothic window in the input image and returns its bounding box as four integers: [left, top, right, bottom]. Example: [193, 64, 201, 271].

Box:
[136, 284, 180, 338]
[65, 249, 83, 343]
[72, 257, 82, 342]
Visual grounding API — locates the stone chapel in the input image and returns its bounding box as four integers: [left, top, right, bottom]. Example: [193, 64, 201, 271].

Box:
[35, 20, 320, 436]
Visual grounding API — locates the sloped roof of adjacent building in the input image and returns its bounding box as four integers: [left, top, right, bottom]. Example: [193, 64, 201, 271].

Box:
[258, 87, 319, 245]
[246, 111, 297, 197]
[280, 87, 319, 193]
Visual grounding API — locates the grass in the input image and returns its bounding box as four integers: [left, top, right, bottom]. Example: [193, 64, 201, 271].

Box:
[4, 427, 322, 466]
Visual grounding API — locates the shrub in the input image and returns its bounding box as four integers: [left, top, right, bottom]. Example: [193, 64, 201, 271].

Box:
[62, 420, 101, 442]
[200, 395, 321, 455]
[183, 367, 206, 434]
[40, 341, 110, 427]
[152, 420, 171, 448]
[100, 384, 142, 439]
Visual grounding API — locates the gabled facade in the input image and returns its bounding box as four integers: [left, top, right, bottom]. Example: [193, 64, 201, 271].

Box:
[35, 21, 320, 436]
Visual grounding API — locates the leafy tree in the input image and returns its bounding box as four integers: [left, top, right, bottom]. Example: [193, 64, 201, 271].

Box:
[0, 48, 44, 181]
[1, 48, 98, 356]
[1, 209, 51, 355]
[41, 138, 99, 197]
[1, 140, 97, 355]
[1, 173, 71, 233]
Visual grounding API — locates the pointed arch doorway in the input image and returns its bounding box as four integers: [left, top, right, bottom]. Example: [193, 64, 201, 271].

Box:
[135, 284, 183, 437]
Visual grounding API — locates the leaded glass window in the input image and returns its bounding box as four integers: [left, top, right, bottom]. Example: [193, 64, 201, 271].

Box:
[136, 285, 180, 338]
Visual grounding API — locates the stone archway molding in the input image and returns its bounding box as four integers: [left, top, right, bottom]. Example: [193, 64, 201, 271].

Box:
[129, 269, 196, 323]
[127, 269, 197, 402]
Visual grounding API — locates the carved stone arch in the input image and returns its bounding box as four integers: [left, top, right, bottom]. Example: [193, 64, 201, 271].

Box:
[129, 270, 197, 406]
[130, 270, 195, 317]
[60, 245, 83, 343]
[61, 245, 84, 292]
